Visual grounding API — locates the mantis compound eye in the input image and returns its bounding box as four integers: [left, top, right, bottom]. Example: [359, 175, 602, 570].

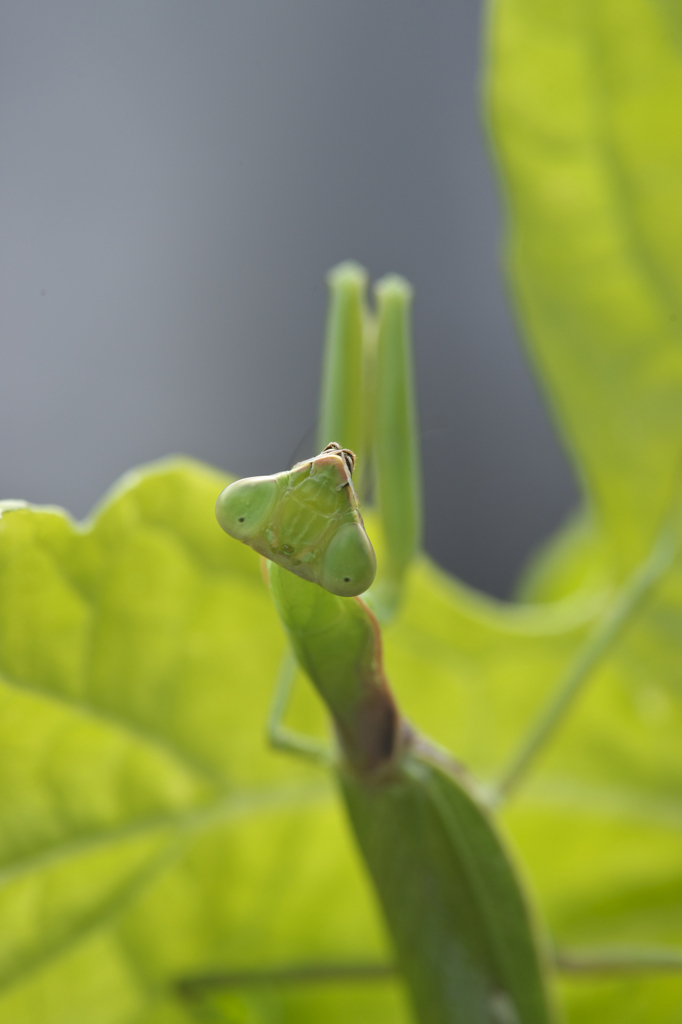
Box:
[215, 476, 278, 542]
[320, 522, 377, 597]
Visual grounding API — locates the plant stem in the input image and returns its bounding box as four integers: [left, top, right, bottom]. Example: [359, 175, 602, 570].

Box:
[492, 519, 680, 806]
[555, 948, 682, 975]
[176, 961, 396, 997]
[175, 947, 682, 1000]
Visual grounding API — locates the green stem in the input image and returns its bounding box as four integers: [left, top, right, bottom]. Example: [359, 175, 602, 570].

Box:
[493, 519, 680, 805]
[175, 947, 682, 1002]
[555, 948, 682, 975]
[176, 961, 396, 997]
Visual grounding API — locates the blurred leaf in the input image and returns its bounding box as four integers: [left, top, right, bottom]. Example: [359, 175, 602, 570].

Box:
[2, 458, 682, 1023]
[486, 0, 682, 1018]
[488, 0, 682, 578]
[0, 462, 400, 1023]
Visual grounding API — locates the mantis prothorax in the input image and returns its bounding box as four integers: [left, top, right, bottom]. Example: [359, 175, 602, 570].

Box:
[213, 263, 682, 1024]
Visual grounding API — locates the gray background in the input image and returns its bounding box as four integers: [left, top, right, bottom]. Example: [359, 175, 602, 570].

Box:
[0, 0, 577, 597]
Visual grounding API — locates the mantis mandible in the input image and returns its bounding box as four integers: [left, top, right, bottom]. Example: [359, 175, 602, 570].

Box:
[213, 263, 682, 1024]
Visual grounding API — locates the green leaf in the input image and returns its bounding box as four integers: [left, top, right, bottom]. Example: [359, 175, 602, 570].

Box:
[2, 458, 682, 1022]
[488, 0, 682, 575]
[0, 461, 400, 1023]
[486, 0, 682, 1018]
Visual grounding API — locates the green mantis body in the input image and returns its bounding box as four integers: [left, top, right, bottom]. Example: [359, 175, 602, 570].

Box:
[218, 444, 554, 1023]
[215, 263, 681, 1024]
[265, 499, 555, 1024]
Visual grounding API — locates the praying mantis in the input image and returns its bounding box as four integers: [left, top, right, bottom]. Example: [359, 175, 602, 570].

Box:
[214, 262, 682, 1024]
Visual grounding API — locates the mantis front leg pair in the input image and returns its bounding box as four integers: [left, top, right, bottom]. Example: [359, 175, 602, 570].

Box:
[213, 262, 682, 1024]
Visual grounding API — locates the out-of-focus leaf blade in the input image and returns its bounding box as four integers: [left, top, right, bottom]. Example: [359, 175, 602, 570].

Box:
[486, 1, 682, 1018]
[0, 462, 399, 1023]
[487, 0, 682, 572]
[2, 460, 682, 1022]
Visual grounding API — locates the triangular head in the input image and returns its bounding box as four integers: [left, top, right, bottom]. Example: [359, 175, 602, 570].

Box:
[215, 442, 377, 597]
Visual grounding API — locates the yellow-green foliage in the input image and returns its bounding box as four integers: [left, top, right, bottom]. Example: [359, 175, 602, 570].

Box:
[1, 451, 682, 1022]
[2, 0, 682, 1020]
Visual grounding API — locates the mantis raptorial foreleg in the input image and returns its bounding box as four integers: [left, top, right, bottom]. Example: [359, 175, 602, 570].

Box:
[316, 262, 422, 621]
[317, 262, 368, 496]
[369, 275, 423, 621]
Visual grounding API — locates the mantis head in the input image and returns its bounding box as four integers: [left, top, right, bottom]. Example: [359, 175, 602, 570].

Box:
[216, 442, 376, 597]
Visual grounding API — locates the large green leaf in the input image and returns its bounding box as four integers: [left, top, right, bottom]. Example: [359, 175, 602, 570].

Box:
[2, 457, 682, 1023]
[487, 0, 682, 575]
[485, 0, 682, 1019]
[0, 463, 396, 1023]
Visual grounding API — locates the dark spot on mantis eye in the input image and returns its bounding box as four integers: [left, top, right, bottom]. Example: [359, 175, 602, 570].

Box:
[344, 576, 350, 582]
[238, 517, 245, 522]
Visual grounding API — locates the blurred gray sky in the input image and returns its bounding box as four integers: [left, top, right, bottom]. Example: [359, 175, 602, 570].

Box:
[0, 0, 577, 597]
